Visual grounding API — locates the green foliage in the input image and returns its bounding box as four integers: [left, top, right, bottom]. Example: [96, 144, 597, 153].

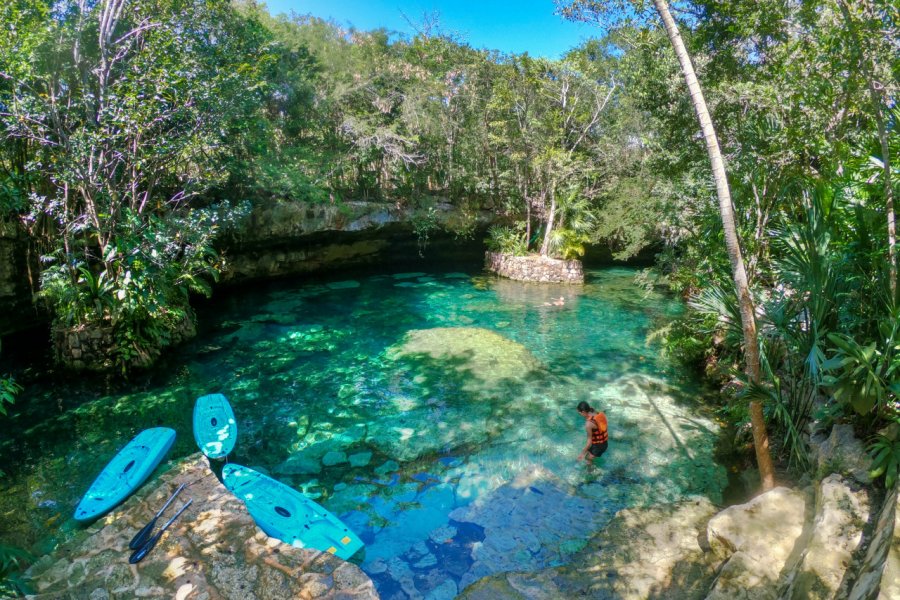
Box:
[868, 417, 900, 489]
[1, 0, 264, 369]
[486, 225, 528, 256]
[823, 315, 900, 416]
[648, 318, 713, 368]
[411, 206, 440, 257]
[548, 228, 590, 260]
[0, 377, 22, 417]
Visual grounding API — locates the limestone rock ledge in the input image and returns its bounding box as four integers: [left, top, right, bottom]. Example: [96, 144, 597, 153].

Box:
[781, 474, 870, 600]
[706, 487, 808, 600]
[25, 454, 377, 600]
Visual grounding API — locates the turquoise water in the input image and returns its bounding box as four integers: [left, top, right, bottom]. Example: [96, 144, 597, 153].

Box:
[0, 267, 727, 597]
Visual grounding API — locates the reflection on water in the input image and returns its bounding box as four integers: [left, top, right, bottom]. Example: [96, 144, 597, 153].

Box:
[0, 267, 727, 598]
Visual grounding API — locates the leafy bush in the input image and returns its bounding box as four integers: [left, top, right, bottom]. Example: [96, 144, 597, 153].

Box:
[0, 377, 21, 417]
[40, 202, 249, 370]
[486, 225, 528, 256]
[547, 227, 590, 260]
[823, 314, 899, 416]
[868, 417, 900, 488]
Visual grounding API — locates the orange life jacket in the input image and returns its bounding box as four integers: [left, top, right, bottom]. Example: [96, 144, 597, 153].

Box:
[591, 412, 608, 444]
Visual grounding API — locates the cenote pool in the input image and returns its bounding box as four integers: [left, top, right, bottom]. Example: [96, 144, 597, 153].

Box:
[0, 267, 728, 598]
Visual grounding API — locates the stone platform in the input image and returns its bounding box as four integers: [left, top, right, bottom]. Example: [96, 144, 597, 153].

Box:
[485, 252, 584, 284]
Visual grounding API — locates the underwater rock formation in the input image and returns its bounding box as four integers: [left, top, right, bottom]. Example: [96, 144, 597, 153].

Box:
[459, 498, 720, 600]
[387, 326, 543, 387]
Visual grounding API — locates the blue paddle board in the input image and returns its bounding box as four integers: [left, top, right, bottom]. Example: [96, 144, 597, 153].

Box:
[223, 464, 364, 560]
[74, 427, 176, 522]
[193, 393, 237, 459]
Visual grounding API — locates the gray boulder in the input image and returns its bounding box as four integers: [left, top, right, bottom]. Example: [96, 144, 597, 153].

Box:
[812, 424, 873, 485]
[781, 474, 870, 599]
[706, 486, 808, 600]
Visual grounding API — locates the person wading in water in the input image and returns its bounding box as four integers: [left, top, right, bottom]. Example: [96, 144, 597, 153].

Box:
[576, 401, 608, 466]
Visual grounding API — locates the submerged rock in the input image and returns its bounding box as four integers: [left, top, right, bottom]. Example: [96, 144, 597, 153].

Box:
[386, 327, 543, 389]
[450, 469, 603, 590]
[25, 454, 376, 599]
[460, 498, 720, 599]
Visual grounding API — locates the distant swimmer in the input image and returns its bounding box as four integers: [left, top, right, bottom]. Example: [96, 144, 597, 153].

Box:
[576, 401, 608, 466]
[542, 296, 565, 307]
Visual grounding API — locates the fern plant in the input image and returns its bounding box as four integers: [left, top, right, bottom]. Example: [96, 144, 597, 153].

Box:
[0, 377, 21, 417]
[868, 416, 900, 488]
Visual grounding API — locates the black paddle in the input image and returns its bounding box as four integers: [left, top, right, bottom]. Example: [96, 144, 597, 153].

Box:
[128, 483, 186, 550]
[128, 498, 193, 564]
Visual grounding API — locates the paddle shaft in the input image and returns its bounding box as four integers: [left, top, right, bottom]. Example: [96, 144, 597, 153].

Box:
[128, 483, 186, 550]
[154, 483, 186, 518]
[128, 499, 193, 564]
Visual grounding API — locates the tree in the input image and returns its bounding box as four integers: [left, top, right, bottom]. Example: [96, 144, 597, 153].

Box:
[560, 0, 776, 489]
[836, 0, 897, 300]
[1, 0, 269, 367]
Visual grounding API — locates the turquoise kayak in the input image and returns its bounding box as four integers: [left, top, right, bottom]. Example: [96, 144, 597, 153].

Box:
[74, 427, 176, 522]
[193, 393, 237, 459]
[223, 464, 364, 560]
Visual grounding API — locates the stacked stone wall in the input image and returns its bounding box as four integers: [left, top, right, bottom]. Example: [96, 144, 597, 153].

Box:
[53, 313, 196, 371]
[485, 251, 584, 284]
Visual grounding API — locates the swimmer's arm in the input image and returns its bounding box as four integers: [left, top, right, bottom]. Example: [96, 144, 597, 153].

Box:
[578, 420, 595, 458]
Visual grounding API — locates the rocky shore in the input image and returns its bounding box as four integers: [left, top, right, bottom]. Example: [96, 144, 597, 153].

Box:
[25, 454, 377, 599]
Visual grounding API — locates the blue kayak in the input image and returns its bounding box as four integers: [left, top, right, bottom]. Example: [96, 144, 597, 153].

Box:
[223, 464, 364, 560]
[74, 427, 176, 522]
[193, 393, 237, 459]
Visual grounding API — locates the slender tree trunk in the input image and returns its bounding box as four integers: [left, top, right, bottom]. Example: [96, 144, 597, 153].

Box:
[653, 0, 775, 489]
[525, 193, 532, 251]
[540, 189, 557, 257]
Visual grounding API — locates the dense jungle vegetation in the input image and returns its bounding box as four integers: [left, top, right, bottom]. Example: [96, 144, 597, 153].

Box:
[0, 0, 898, 548]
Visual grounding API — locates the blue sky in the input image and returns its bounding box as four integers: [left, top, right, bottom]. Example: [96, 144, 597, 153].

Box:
[262, 1, 598, 58]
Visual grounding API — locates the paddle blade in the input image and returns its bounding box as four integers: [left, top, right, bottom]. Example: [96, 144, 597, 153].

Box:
[128, 531, 162, 564]
[128, 518, 157, 550]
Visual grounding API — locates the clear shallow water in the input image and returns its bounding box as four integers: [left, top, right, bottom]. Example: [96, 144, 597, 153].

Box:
[0, 267, 727, 597]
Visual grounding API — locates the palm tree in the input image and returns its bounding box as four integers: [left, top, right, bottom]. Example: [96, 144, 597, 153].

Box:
[558, 0, 776, 488]
[652, 0, 775, 489]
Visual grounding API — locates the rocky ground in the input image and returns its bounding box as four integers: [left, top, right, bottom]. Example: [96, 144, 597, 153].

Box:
[460, 423, 900, 600]
[25, 454, 377, 599]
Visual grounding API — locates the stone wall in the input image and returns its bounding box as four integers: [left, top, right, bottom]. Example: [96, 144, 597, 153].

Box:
[53, 313, 196, 372]
[484, 251, 584, 284]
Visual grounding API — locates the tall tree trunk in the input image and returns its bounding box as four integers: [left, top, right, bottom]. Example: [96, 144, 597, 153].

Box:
[540, 189, 557, 257]
[653, 0, 775, 489]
